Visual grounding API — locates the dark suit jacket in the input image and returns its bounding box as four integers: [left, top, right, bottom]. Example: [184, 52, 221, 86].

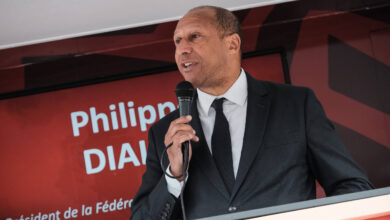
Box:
[130, 73, 373, 220]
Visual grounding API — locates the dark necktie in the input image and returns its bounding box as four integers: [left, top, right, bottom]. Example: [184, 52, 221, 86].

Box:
[211, 98, 235, 194]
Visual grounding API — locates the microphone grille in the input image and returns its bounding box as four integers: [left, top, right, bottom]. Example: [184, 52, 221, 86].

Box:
[175, 81, 194, 98]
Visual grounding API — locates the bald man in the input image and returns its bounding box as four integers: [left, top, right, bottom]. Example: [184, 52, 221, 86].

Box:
[130, 6, 373, 220]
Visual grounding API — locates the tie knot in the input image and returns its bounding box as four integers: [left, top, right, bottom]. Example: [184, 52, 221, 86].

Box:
[212, 98, 225, 112]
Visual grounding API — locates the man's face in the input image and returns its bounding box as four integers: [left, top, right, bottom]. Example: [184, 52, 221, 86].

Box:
[174, 10, 229, 90]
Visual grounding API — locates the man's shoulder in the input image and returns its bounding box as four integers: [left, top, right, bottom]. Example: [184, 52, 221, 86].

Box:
[248, 74, 311, 98]
[264, 80, 310, 93]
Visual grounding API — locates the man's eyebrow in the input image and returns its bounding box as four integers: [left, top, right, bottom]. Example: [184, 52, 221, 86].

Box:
[173, 29, 183, 37]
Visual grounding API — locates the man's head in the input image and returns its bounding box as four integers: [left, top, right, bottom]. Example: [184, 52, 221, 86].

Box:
[174, 6, 242, 95]
[188, 6, 242, 43]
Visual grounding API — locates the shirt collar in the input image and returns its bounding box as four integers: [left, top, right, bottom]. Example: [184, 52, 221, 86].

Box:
[197, 68, 248, 115]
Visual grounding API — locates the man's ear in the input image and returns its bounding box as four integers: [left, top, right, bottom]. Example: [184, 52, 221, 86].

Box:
[226, 33, 241, 55]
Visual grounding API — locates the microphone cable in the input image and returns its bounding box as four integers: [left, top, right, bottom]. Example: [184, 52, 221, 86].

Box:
[160, 141, 189, 220]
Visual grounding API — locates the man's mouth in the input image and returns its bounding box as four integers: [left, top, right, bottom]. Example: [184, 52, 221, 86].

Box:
[181, 62, 194, 69]
[184, 62, 193, 67]
[181, 62, 197, 71]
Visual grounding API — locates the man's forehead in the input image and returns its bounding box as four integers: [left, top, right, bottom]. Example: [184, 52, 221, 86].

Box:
[174, 21, 204, 34]
[174, 11, 216, 35]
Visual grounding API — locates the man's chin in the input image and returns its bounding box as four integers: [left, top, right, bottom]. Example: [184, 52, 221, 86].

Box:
[181, 73, 195, 83]
[184, 78, 200, 89]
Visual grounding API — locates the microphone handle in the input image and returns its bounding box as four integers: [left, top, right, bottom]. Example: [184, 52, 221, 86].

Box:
[182, 141, 189, 174]
[178, 97, 192, 175]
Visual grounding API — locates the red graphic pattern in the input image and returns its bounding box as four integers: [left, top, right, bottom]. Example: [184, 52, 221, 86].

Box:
[0, 1, 389, 219]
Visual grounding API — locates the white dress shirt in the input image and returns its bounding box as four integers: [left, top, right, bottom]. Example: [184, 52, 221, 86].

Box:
[166, 69, 248, 198]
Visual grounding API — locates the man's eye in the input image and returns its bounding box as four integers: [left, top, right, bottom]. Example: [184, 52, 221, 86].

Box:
[191, 34, 200, 39]
[175, 38, 181, 44]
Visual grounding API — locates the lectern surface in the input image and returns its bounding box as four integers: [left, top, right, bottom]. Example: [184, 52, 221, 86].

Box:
[196, 187, 390, 220]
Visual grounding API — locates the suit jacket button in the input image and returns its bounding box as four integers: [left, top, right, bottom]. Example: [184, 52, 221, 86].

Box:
[228, 206, 237, 212]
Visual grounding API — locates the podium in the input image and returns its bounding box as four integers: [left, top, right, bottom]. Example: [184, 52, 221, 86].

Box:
[197, 187, 390, 220]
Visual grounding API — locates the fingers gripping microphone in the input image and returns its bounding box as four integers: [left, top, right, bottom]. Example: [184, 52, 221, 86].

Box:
[174, 81, 194, 174]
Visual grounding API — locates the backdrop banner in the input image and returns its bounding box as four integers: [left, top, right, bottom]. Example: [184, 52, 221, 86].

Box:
[0, 52, 285, 219]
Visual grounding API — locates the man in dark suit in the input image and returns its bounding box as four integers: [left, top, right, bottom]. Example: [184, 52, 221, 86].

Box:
[130, 5, 373, 220]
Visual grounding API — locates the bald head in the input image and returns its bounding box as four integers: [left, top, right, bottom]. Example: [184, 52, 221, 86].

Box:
[186, 6, 242, 41]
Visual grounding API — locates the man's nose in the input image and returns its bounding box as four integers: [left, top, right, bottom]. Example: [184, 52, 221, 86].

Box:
[176, 41, 193, 55]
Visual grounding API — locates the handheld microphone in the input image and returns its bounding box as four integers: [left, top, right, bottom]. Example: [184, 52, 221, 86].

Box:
[174, 81, 194, 220]
[174, 81, 194, 174]
[175, 81, 194, 117]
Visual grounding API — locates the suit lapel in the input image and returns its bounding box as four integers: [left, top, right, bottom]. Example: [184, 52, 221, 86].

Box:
[190, 94, 230, 200]
[231, 73, 270, 199]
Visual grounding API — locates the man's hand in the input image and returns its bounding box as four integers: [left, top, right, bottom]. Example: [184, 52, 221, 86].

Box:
[164, 115, 199, 181]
